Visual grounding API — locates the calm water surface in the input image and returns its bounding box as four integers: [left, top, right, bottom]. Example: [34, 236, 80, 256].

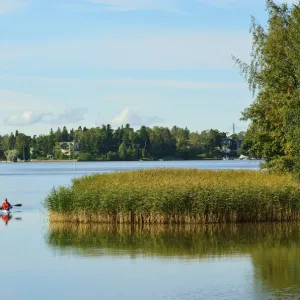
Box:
[2, 160, 297, 300]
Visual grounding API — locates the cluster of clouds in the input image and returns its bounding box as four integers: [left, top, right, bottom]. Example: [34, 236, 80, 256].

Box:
[1, 0, 290, 132]
[5, 108, 88, 126]
[111, 108, 163, 127]
[4, 108, 162, 128]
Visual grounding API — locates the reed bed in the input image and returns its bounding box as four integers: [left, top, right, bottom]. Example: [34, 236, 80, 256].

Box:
[45, 169, 300, 224]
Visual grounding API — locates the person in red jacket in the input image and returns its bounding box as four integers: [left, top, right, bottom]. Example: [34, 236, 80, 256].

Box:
[2, 198, 12, 210]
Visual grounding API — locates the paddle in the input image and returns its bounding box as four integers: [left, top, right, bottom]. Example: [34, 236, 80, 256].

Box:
[1, 204, 22, 211]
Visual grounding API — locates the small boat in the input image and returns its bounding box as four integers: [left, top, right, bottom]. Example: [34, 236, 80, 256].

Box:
[0, 204, 22, 215]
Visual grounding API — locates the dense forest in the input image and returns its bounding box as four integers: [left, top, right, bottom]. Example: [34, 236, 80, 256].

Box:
[0, 125, 245, 161]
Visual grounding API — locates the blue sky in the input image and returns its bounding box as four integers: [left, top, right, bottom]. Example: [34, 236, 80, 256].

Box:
[0, 0, 292, 135]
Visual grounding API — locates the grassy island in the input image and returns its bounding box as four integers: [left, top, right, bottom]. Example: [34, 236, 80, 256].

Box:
[45, 169, 300, 224]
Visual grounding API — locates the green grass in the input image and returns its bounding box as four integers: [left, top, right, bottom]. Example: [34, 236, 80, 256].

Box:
[45, 169, 300, 224]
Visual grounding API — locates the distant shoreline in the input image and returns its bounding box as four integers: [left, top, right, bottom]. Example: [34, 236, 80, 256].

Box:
[1, 160, 77, 163]
[0, 158, 247, 163]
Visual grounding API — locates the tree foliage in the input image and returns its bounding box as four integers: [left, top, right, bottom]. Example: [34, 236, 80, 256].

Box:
[234, 0, 300, 174]
[0, 125, 233, 161]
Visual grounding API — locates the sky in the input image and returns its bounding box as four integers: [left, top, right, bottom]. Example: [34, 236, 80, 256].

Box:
[0, 0, 294, 136]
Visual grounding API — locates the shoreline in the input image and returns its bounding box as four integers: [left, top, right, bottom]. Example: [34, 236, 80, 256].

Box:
[1, 160, 78, 163]
[1, 158, 259, 163]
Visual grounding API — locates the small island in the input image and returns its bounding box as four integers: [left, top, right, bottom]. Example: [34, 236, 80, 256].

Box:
[45, 169, 300, 224]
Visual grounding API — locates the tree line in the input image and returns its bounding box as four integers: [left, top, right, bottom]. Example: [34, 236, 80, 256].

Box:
[0, 125, 245, 161]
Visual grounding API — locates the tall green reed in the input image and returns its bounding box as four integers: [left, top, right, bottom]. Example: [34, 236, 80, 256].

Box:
[45, 169, 300, 224]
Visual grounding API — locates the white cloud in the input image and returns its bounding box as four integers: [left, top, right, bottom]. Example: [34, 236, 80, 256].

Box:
[111, 108, 163, 127]
[6, 111, 50, 126]
[4, 108, 88, 126]
[88, 0, 183, 13]
[0, 0, 25, 14]
[49, 107, 88, 125]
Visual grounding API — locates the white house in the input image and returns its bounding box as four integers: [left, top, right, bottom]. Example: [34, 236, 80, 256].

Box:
[58, 142, 80, 157]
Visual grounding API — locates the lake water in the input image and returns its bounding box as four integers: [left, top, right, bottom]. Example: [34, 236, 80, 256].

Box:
[2, 160, 298, 300]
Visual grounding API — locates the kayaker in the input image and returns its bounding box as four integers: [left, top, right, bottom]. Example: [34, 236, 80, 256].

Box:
[2, 198, 12, 210]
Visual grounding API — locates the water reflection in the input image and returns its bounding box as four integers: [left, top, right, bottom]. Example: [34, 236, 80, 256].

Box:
[0, 213, 23, 225]
[1, 213, 12, 225]
[252, 241, 300, 298]
[47, 222, 300, 298]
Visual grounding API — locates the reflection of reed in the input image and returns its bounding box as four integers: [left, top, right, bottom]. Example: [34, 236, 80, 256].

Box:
[252, 247, 300, 295]
[47, 222, 300, 258]
[47, 222, 300, 297]
[48, 222, 234, 258]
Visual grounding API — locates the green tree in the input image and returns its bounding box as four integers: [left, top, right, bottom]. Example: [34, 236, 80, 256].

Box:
[234, 1, 300, 173]
[150, 127, 176, 159]
[118, 142, 127, 160]
[5, 149, 18, 162]
[69, 129, 75, 142]
[55, 127, 63, 143]
[30, 135, 39, 159]
[172, 126, 190, 159]
[196, 129, 226, 158]
[137, 126, 151, 159]
[15, 133, 31, 160]
[8, 133, 16, 150]
[61, 126, 69, 142]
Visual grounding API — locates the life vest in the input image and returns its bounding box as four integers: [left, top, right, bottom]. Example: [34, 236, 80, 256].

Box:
[2, 202, 11, 210]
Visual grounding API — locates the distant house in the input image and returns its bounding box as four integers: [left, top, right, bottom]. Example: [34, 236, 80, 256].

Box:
[221, 138, 243, 155]
[58, 142, 80, 157]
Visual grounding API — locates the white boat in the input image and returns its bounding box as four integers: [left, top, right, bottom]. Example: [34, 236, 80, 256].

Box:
[1, 210, 11, 215]
[239, 155, 249, 160]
